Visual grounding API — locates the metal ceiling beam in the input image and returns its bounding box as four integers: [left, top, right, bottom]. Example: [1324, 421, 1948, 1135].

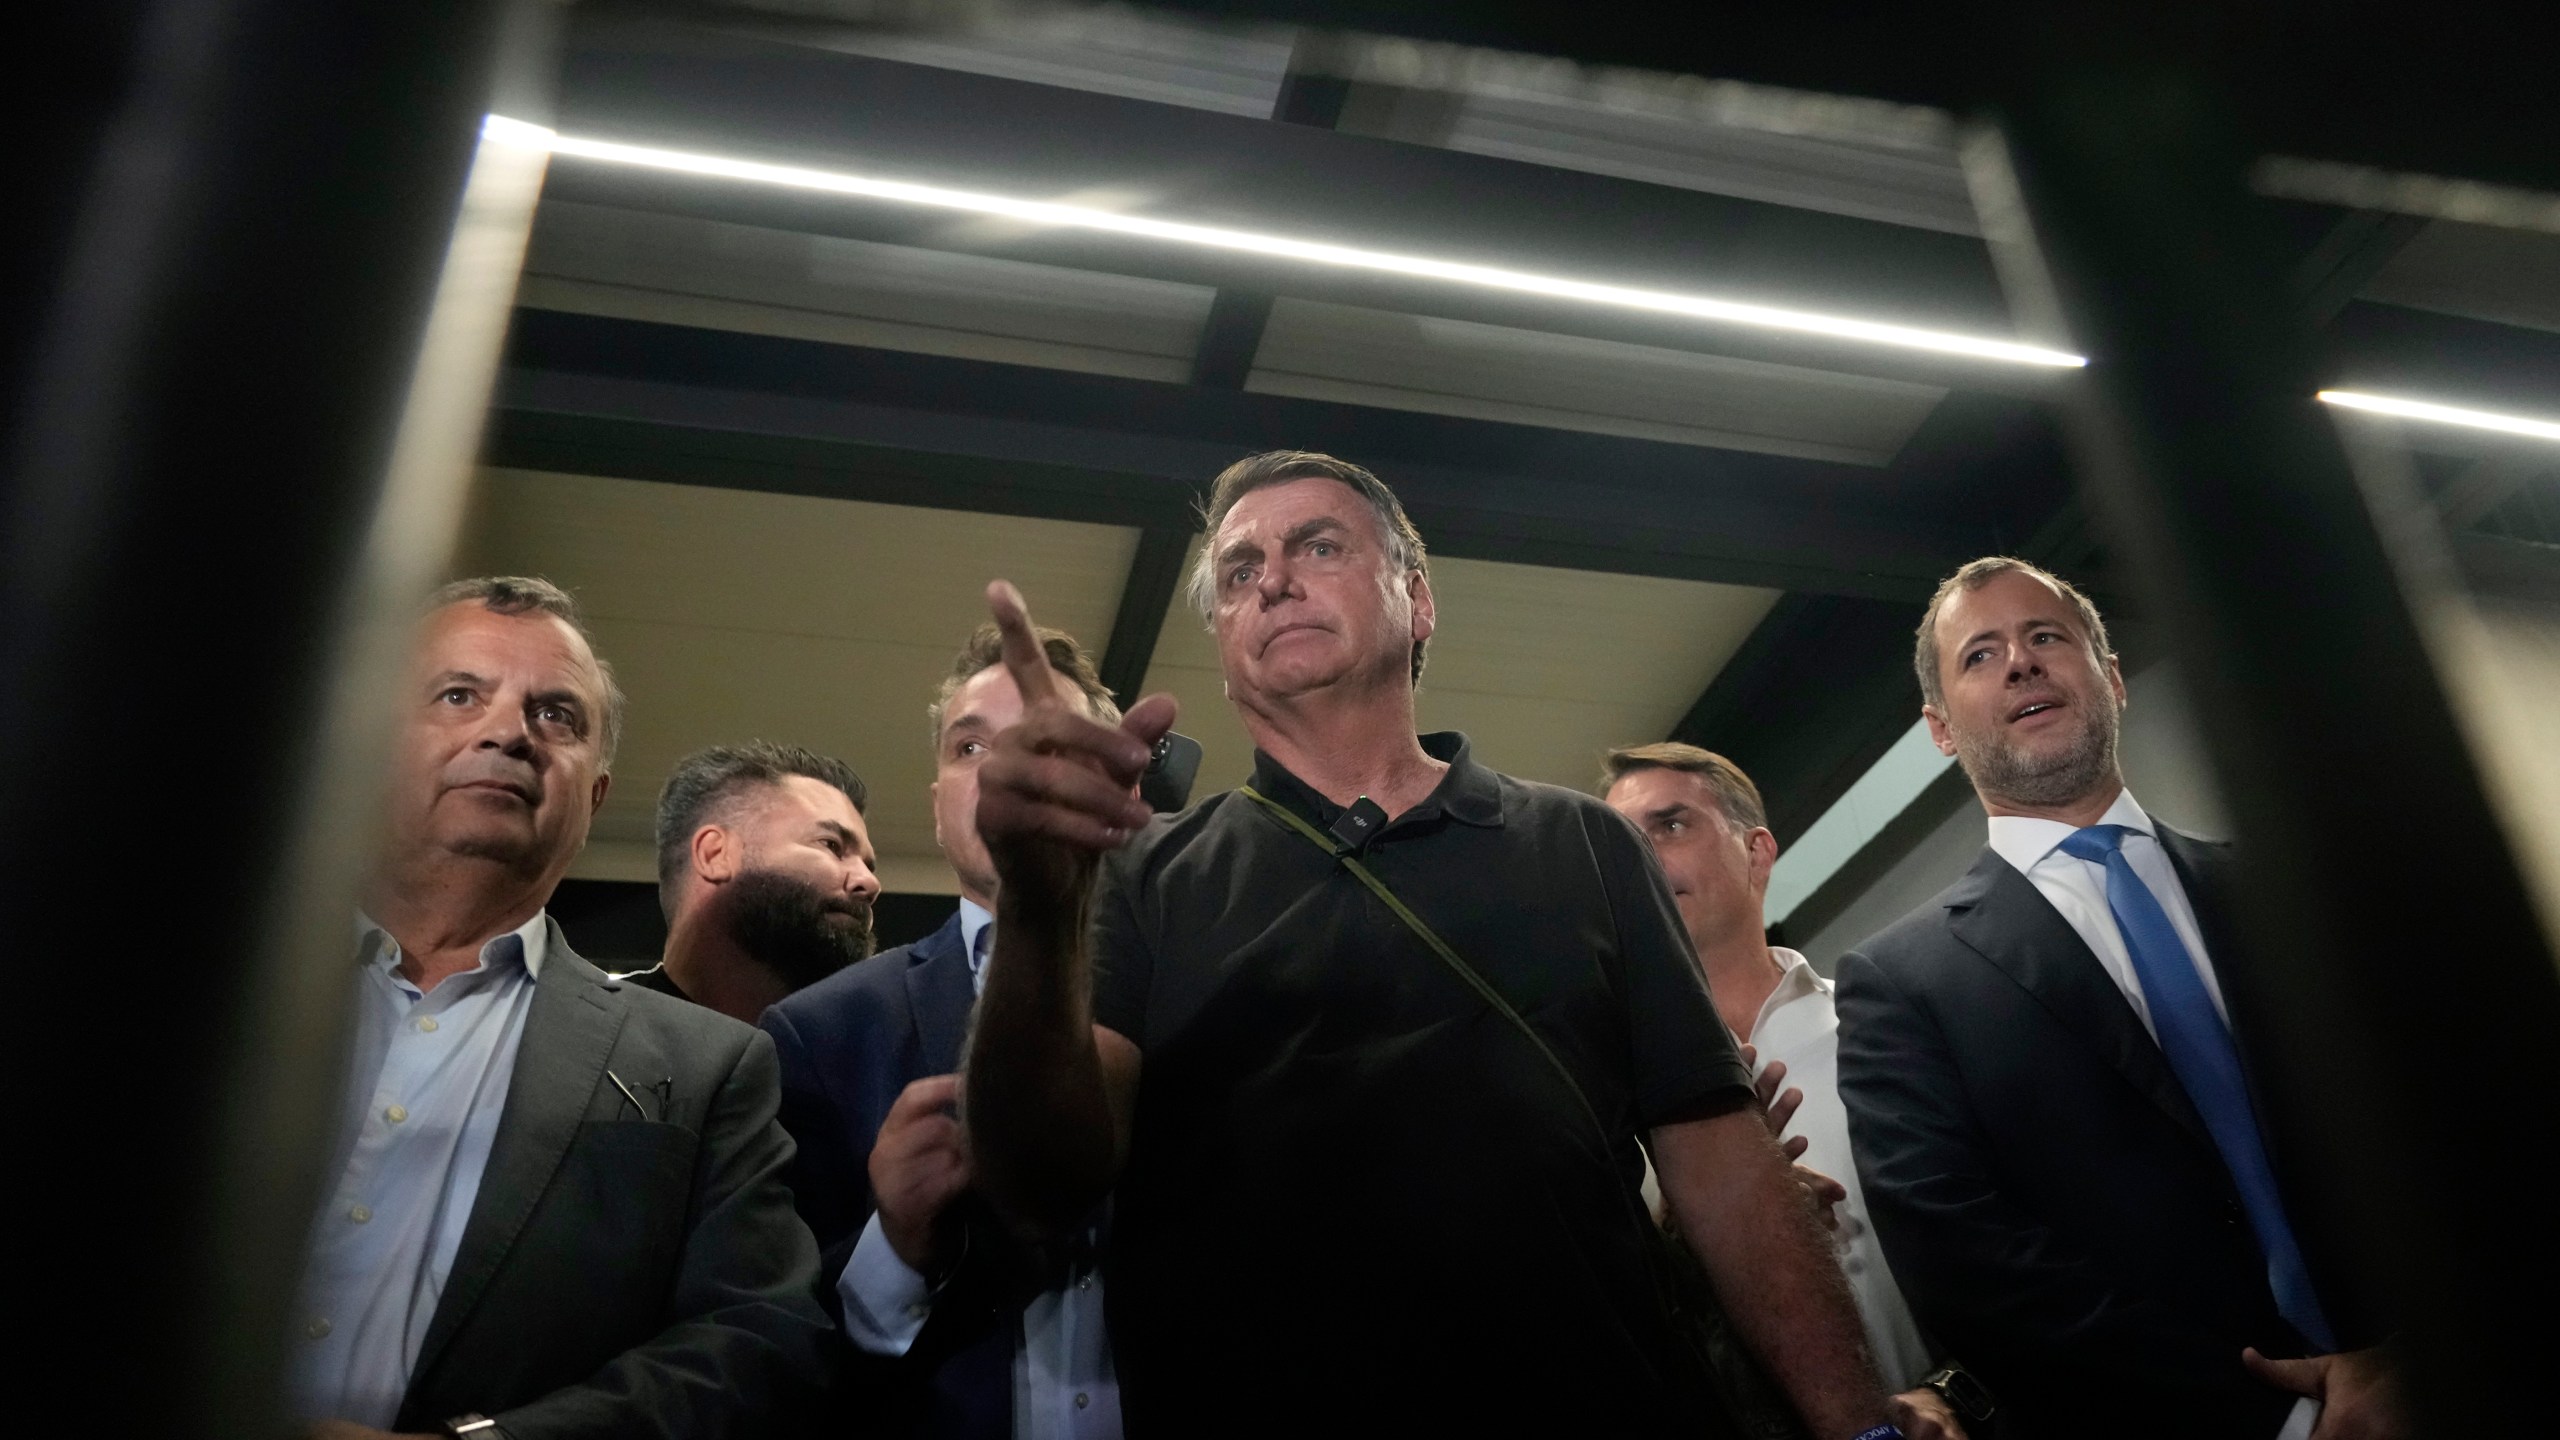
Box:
[1185, 40, 1349, 390]
[492, 308, 2007, 599]
[1099, 526, 1199, 707]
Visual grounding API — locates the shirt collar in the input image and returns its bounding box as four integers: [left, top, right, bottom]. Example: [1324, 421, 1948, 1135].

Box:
[1747, 947, 1829, 1040]
[353, 908, 550, 981]
[957, 897, 994, 978]
[1246, 730, 1504, 830]
[1984, 786, 2155, 874]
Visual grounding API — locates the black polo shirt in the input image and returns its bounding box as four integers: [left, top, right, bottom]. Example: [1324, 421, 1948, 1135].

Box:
[1089, 732, 1751, 1435]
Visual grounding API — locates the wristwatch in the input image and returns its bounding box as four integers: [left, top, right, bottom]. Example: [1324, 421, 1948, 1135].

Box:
[1921, 1362, 1997, 1425]
[442, 1415, 500, 1439]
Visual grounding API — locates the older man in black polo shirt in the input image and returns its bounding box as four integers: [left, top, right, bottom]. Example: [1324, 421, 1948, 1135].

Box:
[962, 452, 1914, 1439]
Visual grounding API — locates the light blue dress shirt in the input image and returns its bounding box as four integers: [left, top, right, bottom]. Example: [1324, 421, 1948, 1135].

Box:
[290, 912, 549, 1428]
[839, 898, 1122, 1440]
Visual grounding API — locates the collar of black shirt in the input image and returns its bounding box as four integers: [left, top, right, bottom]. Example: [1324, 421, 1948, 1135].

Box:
[1245, 730, 1506, 835]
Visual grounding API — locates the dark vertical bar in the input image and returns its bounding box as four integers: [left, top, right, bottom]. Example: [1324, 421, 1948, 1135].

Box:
[0, 1, 550, 1433]
[1099, 525, 1199, 708]
[1974, 30, 2560, 1432]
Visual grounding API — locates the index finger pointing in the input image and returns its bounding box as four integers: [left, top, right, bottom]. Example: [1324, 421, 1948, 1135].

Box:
[988, 580, 1070, 713]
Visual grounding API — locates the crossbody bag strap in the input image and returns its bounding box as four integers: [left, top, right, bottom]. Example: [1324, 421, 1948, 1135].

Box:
[1236, 787, 1788, 1434]
[1235, 784, 1612, 1143]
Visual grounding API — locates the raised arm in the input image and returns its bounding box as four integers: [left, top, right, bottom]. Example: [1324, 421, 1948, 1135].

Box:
[961, 582, 1172, 1246]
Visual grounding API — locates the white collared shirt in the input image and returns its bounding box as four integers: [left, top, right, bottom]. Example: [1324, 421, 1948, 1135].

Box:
[1985, 788, 2229, 1040]
[1747, 949, 1935, 1390]
[291, 912, 549, 1428]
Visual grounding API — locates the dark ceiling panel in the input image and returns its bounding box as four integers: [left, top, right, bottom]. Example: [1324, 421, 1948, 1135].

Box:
[1133, 2, 2560, 201]
[2323, 301, 2560, 419]
[546, 23, 2058, 393]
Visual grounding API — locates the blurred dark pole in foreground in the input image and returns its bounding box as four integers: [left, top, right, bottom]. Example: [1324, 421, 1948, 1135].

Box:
[1970, 16, 2560, 1433]
[2, 0, 552, 1433]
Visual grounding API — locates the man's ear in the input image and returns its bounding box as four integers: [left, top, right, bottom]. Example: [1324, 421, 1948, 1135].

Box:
[1922, 705, 1957, 757]
[1407, 568, 1436, 644]
[2105, 653, 2129, 709]
[690, 823, 740, 886]
[589, 771, 613, 814]
[1744, 826, 1780, 897]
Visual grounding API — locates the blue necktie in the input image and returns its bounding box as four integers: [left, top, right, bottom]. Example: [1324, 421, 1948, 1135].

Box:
[2057, 824, 2337, 1352]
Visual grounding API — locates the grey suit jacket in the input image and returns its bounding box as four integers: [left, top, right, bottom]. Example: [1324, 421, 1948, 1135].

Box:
[391, 921, 831, 1439]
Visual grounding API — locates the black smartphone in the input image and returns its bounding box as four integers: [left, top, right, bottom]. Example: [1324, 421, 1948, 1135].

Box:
[1140, 732, 1203, 814]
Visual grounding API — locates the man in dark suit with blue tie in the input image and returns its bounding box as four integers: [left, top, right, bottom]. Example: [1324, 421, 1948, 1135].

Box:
[761, 623, 1127, 1440]
[1835, 558, 2405, 1440]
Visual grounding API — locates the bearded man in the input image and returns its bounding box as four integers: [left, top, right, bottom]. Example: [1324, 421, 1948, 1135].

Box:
[632, 742, 882, 1023]
[1834, 558, 2404, 1440]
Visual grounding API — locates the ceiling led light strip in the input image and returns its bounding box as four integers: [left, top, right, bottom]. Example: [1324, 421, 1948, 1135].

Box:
[497, 116, 2088, 370]
[2318, 389, 2560, 444]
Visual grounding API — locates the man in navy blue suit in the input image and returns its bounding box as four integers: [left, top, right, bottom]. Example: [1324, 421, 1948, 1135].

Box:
[1836, 557, 2404, 1440]
[762, 623, 1126, 1440]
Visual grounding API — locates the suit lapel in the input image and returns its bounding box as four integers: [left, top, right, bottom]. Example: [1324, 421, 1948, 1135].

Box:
[1946, 848, 2217, 1153]
[411, 921, 628, 1384]
[2155, 825, 2286, 1102]
[903, 913, 977, 1076]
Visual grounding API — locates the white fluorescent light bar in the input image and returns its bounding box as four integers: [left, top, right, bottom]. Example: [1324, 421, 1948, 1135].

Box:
[492, 115, 2088, 370]
[2318, 389, 2560, 444]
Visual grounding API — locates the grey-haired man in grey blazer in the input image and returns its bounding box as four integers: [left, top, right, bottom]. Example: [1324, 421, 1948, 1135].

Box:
[291, 576, 830, 1440]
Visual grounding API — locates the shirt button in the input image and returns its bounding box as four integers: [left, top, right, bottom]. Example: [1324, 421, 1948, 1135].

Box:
[417, 1017, 439, 1033]
[1077, 1275, 1092, 1291]
[348, 1204, 372, 1224]
[1075, 1393, 1090, 1410]
[307, 1317, 333, 1339]
[384, 1104, 408, 1124]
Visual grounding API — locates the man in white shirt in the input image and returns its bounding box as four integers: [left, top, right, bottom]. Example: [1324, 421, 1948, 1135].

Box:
[1603, 742, 1967, 1435]
[1834, 556, 2405, 1440]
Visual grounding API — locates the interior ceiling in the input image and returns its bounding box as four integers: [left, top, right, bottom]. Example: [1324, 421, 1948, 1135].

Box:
[458, 468, 1136, 891]
[464, 10, 2560, 896]
[458, 468, 1776, 894]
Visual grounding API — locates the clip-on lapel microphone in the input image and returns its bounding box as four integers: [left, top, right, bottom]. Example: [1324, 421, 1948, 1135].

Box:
[1329, 795, 1389, 854]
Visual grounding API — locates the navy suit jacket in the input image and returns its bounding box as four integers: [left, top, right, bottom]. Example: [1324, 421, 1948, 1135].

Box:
[762, 912, 1014, 1440]
[1836, 829, 2368, 1440]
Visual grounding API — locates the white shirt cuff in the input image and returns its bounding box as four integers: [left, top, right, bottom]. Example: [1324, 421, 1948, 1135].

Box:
[2274, 1396, 2320, 1440]
[838, 1211, 932, 1357]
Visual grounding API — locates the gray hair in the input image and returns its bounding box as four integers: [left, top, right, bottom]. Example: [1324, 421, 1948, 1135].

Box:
[926, 621, 1120, 747]
[1183, 450, 1431, 685]
[428, 575, 627, 763]
[653, 741, 868, 911]
[1913, 556, 2115, 712]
